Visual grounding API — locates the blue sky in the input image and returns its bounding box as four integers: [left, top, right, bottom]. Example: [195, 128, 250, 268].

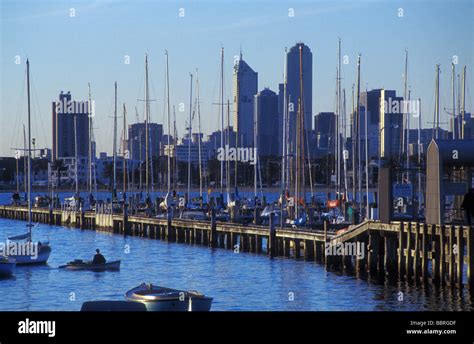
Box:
[1, 0, 473, 156]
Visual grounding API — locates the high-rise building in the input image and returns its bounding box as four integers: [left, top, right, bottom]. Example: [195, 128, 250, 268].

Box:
[254, 88, 279, 156]
[286, 43, 313, 151]
[128, 122, 163, 162]
[233, 53, 258, 147]
[52, 91, 90, 160]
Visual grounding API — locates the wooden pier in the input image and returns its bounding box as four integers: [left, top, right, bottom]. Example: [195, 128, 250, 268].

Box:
[1, 205, 473, 289]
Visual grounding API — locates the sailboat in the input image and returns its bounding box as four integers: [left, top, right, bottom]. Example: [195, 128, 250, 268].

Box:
[8, 59, 52, 265]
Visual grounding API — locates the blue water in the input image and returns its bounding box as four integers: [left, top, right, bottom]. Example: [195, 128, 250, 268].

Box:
[0, 217, 471, 311]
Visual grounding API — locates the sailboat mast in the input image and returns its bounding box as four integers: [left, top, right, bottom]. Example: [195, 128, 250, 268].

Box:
[88, 83, 93, 196]
[405, 51, 410, 178]
[188, 72, 193, 202]
[281, 48, 288, 196]
[23, 124, 27, 195]
[336, 38, 342, 197]
[342, 88, 349, 200]
[365, 87, 369, 219]
[123, 103, 127, 197]
[226, 99, 231, 197]
[220, 47, 224, 197]
[196, 69, 203, 202]
[403, 50, 408, 170]
[351, 85, 355, 204]
[356, 55, 361, 213]
[145, 55, 150, 195]
[451, 62, 457, 139]
[417, 98, 422, 216]
[74, 105, 79, 196]
[461, 66, 466, 139]
[173, 106, 178, 191]
[26, 59, 32, 227]
[165, 51, 171, 194]
[113, 81, 117, 198]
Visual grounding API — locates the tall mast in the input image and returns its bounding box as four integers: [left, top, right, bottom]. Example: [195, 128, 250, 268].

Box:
[451, 62, 457, 139]
[74, 103, 79, 196]
[113, 81, 117, 199]
[196, 69, 203, 203]
[342, 88, 348, 200]
[26, 59, 32, 229]
[145, 54, 150, 195]
[187, 72, 193, 202]
[365, 86, 369, 219]
[173, 106, 178, 191]
[226, 99, 231, 197]
[351, 85, 355, 204]
[123, 103, 127, 198]
[461, 66, 466, 139]
[417, 98, 422, 216]
[403, 50, 408, 168]
[165, 50, 171, 194]
[404, 51, 410, 178]
[23, 124, 27, 195]
[356, 54, 361, 213]
[220, 47, 224, 197]
[281, 47, 288, 197]
[336, 38, 342, 197]
[88, 83, 93, 196]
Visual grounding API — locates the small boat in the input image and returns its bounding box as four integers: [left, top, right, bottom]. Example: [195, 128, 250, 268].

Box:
[0, 256, 16, 277]
[125, 283, 213, 311]
[59, 259, 121, 271]
[81, 301, 146, 312]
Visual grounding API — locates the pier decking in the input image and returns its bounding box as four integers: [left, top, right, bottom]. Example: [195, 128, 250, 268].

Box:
[1, 205, 473, 289]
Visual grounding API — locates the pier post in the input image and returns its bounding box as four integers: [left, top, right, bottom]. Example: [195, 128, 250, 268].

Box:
[123, 204, 129, 235]
[294, 240, 301, 259]
[167, 209, 174, 242]
[439, 225, 446, 285]
[268, 213, 277, 258]
[398, 222, 405, 280]
[304, 240, 314, 261]
[448, 225, 455, 286]
[413, 223, 420, 281]
[324, 220, 328, 266]
[456, 226, 464, 287]
[405, 222, 413, 279]
[210, 208, 217, 248]
[367, 230, 379, 275]
[467, 226, 474, 289]
[421, 224, 429, 282]
[432, 225, 441, 284]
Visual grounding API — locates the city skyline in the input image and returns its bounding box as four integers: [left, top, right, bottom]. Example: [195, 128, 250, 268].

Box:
[1, 0, 473, 156]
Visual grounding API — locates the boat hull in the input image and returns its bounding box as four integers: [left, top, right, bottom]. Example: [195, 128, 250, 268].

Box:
[125, 284, 213, 312]
[0, 258, 16, 277]
[63, 260, 121, 271]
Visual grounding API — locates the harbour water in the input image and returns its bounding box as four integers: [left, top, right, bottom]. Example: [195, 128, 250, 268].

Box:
[0, 215, 472, 311]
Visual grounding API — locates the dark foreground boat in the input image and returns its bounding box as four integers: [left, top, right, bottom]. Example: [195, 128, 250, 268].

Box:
[0, 256, 16, 277]
[125, 283, 213, 311]
[59, 259, 121, 271]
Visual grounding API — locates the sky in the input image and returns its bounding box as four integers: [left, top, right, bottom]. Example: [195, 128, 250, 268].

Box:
[1, 0, 473, 156]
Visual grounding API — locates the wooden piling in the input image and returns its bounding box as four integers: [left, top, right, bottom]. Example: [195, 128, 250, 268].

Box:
[456, 226, 464, 287]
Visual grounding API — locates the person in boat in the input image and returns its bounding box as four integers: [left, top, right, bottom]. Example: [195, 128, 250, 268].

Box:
[461, 188, 474, 225]
[92, 249, 106, 264]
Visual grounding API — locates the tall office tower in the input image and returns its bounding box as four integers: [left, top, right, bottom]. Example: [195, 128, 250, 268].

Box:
[233, 52, 258, 147]
[254, 88, 279, 156]
[52, 91, 90, 159]
[286, 42, 313, 152]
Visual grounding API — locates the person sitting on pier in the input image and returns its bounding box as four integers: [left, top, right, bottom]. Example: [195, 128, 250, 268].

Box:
[92, 249, 106, 264]
[461, 188, 474, 226]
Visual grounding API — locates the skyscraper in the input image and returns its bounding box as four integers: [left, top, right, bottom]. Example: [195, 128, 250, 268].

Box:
[286, 43, 313, 151]
[52, 91, 90, 160]
[233, 53, 258, 147]
[254, 88, 279, 156]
